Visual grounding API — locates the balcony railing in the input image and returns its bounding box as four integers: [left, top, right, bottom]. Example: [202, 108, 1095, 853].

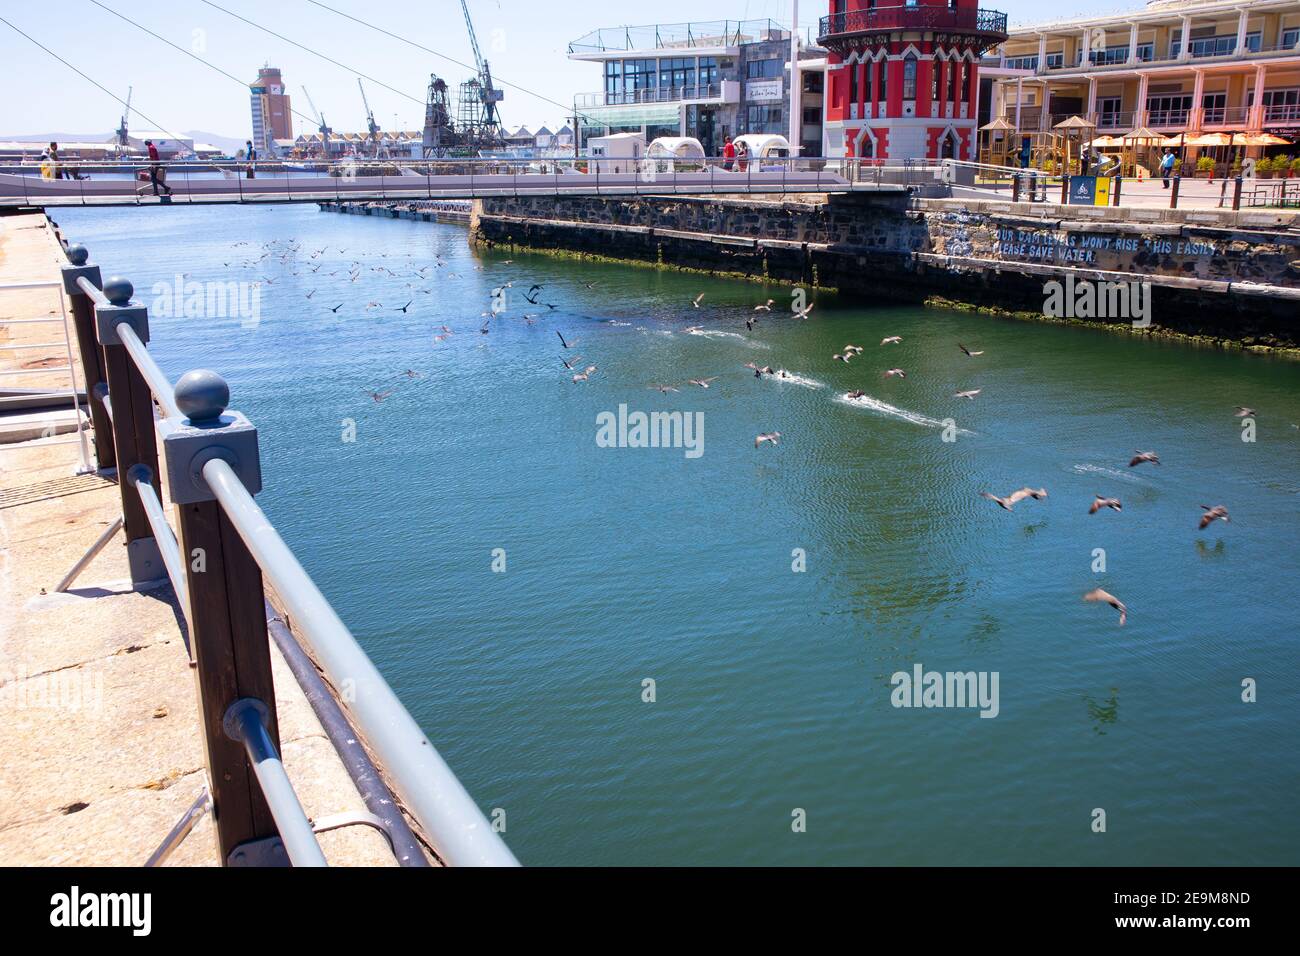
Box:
[575, 84, 724, 108]
[569, 18, 788, 53]
[820, 6, 1008, 40]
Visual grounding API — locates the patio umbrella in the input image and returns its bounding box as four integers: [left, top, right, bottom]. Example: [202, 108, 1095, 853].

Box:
[1184, 132, 1233, 147]
[1233, 132, 1291, 147]
[1088, 135, 1124, 149]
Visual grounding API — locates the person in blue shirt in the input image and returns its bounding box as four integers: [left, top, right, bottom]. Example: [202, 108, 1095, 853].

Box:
[1160, 149, 1176, 188]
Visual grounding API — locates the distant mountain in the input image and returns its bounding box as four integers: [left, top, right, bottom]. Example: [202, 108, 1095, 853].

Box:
[184, 131, 248, 156]
[2, 132, 113, 143]
[2, 130, 248, 156]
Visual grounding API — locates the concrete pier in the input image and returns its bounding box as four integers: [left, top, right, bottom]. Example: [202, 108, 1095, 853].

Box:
[0, 213, 406, 866]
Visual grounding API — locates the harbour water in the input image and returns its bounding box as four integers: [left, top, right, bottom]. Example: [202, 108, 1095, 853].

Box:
[57, 203, 1300, 866]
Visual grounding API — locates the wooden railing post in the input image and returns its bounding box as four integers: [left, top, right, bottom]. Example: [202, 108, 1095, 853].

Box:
[1170, 175, 1181, 209]
[158, 370, 281, 865]
[92, 277, 163, 585]
[59, 244, 115, 471]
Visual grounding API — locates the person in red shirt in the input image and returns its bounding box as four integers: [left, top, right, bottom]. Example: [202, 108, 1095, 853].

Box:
[722, 136, 735, 172]
[145, 140, 172, 196]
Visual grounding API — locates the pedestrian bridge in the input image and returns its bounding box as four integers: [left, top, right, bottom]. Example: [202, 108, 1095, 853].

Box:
[0, 158, 937, 209]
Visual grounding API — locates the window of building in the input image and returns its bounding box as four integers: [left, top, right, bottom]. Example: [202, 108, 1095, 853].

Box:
[1097, 95, 1122, 127]
[865, 59, 875, 104]
[1044, 52, 1064, 68]
[623, 59, 656, 100]
[849, 61, 859, 106]
[879, 57, 887, 103]
[604, 60, 622, 99]
[745, 105, 784, 133]
[902, 54, 917, 100]
[1201, 92, 1226, 123]
[948, 60, 959, 102]
[1259, 87, 1300, 122]
[746, 59, 782, 80]
[961, 62, 971, 102]
[1146, 93, 1193, 125]
[803, 106, 821, 124]
[932, 58, 942, 99]
[803, 71, 824, 94]
[1283, 28, 1300, 48]
[1004, 55, 1038, 70]
[698, 57, 718, 91]
[1171, 31, 1261, 58]
[660, 57, 696, 93]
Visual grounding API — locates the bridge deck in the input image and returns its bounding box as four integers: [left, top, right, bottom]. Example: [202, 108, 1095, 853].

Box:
[0, 170, 906, 208]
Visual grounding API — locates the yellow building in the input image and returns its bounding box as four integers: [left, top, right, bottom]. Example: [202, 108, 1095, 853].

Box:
[986, 0, 1299, 165]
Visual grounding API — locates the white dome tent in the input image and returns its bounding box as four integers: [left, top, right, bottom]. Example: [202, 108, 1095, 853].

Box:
[646, 136, 706, 173]
[732, 134, 793, 171]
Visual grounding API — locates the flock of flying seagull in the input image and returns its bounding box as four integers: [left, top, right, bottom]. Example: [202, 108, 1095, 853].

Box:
[230, 236, 1248, 629]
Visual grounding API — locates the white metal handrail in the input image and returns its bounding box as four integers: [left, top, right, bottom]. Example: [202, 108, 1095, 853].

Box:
[0, 279, 91, 471]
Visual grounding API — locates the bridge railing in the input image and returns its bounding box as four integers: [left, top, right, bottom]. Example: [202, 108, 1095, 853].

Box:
[1, 156, 945, 206]
[56, 241, 519, 867]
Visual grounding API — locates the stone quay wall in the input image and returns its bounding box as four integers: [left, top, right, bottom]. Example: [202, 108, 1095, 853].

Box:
[469, 194, 1300, 348]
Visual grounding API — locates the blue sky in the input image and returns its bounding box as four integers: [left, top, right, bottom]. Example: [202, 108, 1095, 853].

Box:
[3, 0, 1124, 138]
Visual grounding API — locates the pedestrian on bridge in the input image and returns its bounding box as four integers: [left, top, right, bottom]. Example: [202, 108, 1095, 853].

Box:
[722, 136, 735, 172]
[145, 140, 172, 197]
[246, 140, 257, 179]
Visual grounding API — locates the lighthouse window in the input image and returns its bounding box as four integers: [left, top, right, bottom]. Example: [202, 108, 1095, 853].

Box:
[902, 54, 917, 100]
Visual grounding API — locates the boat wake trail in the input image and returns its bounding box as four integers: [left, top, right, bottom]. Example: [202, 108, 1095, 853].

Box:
[766, 370, 825, 390]
[688, 328, 770, 348]
[835, 392, 973, 433]
[1070, 463, 1144, 484]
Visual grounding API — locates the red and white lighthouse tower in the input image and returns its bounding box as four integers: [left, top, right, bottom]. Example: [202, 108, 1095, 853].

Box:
[818, 2, 1008, 162]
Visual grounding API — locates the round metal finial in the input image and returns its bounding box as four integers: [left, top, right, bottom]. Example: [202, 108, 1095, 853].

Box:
[103, 276, 134, 306]
[174, 369, 230, 423]
[66, 244, 88, 266]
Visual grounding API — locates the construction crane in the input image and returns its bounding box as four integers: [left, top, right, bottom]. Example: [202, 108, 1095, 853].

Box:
[302, 86, 332, 158]
[357, 78, 381, 157]
[114, 86, 133, 155]
[456, 0, 504, 150]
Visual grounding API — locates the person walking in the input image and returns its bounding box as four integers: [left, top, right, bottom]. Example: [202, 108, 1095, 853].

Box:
[245, 140, 257, 179]
[721, 135, 735, 172]
[1160, 148, 1176, 189]
[145, 140, 172, 196]
[43, 142, 67, 180]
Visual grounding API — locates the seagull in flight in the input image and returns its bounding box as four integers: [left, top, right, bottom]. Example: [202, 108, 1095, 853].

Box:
[880, 336, 902, 345]
[688, 377, 718, 388]
[954, 388, 982, 400]
[1198, 505, 1230, 530]
[1083, 588, 1127, 626]
[884, 368, 906, 378]
[648, 383, 680, 393]
[979, 487, 1048, 511]
[329, 303, 344, 313]
[959, 343, 985, 356]
[692, 293, 705, 309]
[394, 300, 413, 313]
[556, 330, 578, 349]
[1234, 406, 1255, 418]
[1089, 495, 1122, 514]
[754, 432, 781, 448]
[754, 299, 774, 311]
[363, 389, 394, 403]
[1128, 450, 1160, 467]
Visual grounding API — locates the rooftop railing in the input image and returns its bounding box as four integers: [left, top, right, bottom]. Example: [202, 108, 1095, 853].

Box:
[568, 18, 789, 53]
[819, 6, 1009, 41]
[53, 240, 520, 867]
[573, 84, 726, 108]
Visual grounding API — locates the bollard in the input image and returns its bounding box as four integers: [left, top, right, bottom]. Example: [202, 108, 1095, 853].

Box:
[92, 277, 163, 585]
[1061, 175, 1070, 204]
[1112, 176, 1123, 207]
[1011, 171, 1021, 202]
[159, 370, 281, 864]
[1170, 175, 1181, 209]
[1232, 176, 1243, 211]
[60, 245, 115, 470]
